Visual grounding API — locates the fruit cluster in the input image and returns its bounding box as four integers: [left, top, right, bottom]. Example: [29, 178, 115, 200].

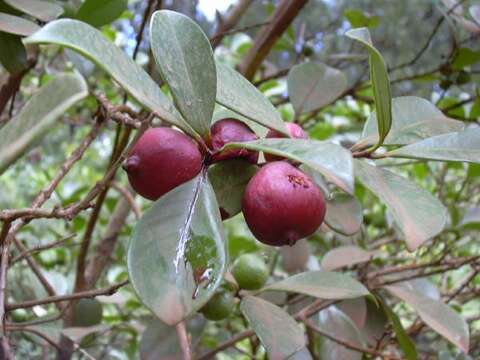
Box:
[123, 118, 326, 247]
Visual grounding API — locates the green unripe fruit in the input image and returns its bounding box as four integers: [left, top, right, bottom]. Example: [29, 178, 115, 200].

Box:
[200, 291, 235, 321]
[72, 298, 103, 327]
[231, 254, 269, 290]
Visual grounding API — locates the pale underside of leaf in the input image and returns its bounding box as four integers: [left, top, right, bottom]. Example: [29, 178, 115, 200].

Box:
[387, 127, 480, 163]
[359, 96, 465, 147]
[224, 138, 354, 193]
[324, 193, 363, 235]
[321, 246, 376, 271]
[240, 296, 306, 359]
[5, 0, 63, 22]
[354, 160, 447, 251]
[263, 270, 369, 299]
[287, 62, 347, 114]
[0, 73, 88, 174]
[385, 283, 469, 352]
[0, 13, 40, 36]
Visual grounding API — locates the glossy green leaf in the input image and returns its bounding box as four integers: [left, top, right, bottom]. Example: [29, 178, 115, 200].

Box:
[460, 207, 480, 230]
[355, 160, 447, 251]
[344, 8, 380, 28]
[240, 296, 305, 358]
[452, 48, 480, 70]
[325, 193, 363, 235]
[216, 62, 288, 135]
[150, 11, 216, 138]
[0, 73, 88, 174]
[24, 19, 195, 138]
[385, 283, 469, 352]
[346, 27, 391, 150]
[0, 12, 40, 36]
[76, 0, 127, 27]
[379, 297, 417, 360]
[359, 96, 464, 147]
[4, 0, 63, 22]
[263, 270, 369, 299]
[139, 316, 205, 360]
[127, 174, 226, 325]
[316, 306, 364, 360]
[287, 62, 347, 114]
[321, 246, 376, 271]
[387, 127, 480, 163]
[208, 159, 258, 219]
[0, 32, 27, 73]
[224, 138, 354, 193]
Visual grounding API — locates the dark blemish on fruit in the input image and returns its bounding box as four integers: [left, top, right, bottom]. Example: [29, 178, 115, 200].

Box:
[287, 174, 309, 188]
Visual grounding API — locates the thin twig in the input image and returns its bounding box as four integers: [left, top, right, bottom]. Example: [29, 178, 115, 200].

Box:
[6, 280, 129, 311]
[176, 322, 192, 360]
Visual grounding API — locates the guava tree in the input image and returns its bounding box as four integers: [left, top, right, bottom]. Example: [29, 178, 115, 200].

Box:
[0, 0, 479, 359]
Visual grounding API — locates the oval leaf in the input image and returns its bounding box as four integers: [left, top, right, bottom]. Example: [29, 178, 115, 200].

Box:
[216, 62, 288, 135]
[150, 11, 216, 138]
[355, 159, 447, 251]
[385, 283, 469, 353]
[359, 96, 465, 147]
[240, 296, 305, 359]
[0, 32, 27, 74]
[316, 306, 365, 360]
[225, 138, 354, 193]
[127, 174, 226, 325]
[0, 12, 40, 36]
[321, 246, 376, 271]
[208, 159, 258, 219]
[288, 62, 347, 114]
[24, 19, 195, 138]
[263, 270, 369, 300]
[346, 27, 391, 149]
[139, 316, 205, 360]
[387, 127, 480, 163]
[0, 73, 88, 174]
[75, 0, 128, 28]
[5, 0, 63, 22]
[325, 193, 363, 235]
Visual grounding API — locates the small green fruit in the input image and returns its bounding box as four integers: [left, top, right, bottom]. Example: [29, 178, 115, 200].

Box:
[72, 298, 103, 327]
[231, 254, 269, 290]
[200, 291, 235, 321]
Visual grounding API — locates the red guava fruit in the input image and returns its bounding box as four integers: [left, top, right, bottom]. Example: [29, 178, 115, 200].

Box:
[242, 161, 326, 246]
[210, 118, 258, 164]
[123, 127, 202, 200]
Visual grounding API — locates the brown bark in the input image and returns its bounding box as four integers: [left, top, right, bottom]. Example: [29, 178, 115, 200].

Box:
[238, 0, 308, 80]
[210, 0, 253, 49]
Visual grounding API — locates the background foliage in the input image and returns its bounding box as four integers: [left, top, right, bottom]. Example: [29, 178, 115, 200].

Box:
[0, 0, 480, 359]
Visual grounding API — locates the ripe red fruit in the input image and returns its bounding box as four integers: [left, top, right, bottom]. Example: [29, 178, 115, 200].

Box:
[264, 122, 308, 162]
[242, 161, 326, 246]
[210, 118, 258, 164]
[123, 127, 202, 200]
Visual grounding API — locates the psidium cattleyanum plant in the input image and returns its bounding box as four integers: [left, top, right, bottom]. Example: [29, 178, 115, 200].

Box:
[123, 123, 326, 247]
[7, 5, 477, 358]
